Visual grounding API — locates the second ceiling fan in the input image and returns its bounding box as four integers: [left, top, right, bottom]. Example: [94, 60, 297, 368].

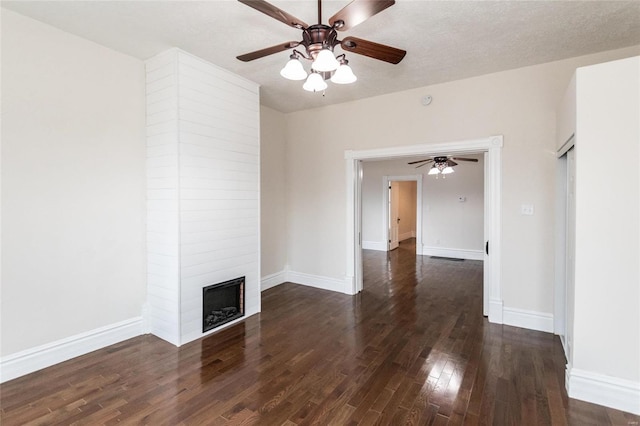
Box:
[237, 0, 406, 90]
[408, 156, 479, 177]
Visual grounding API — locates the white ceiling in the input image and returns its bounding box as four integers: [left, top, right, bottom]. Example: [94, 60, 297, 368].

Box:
[3, 1, 639, 113]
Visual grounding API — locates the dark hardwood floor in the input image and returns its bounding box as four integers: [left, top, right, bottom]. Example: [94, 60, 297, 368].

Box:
[2, 239, 638, 425]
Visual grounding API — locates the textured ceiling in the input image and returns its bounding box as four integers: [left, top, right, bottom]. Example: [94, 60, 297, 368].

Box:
[3, 1, 640, 113]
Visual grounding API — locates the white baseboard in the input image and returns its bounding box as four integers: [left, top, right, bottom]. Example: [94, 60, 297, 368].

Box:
[286, 270, 346, 293]
[262, 268, 353, 295]
[363, 235, 416, 251]
[261, 270, 287, 291]
[422, 246, 484, 260]
[141, 302, 151, 334]
[0, 317, 144, 383]
[399, 231, 416, 242]
[502, 307, 554, 333]
[343, 274, 357, 295]
[489, 298, 503, 324]
[362, 241, 387, 251]
[567, 367, 640, 415]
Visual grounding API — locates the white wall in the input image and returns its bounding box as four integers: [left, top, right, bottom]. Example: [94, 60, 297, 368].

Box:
[570, 57, 639, 409]
[1, 10, 146, 356]
[422, 158, 483, 254]
[260, 106, 288, 278]
[283, 45, 639, 318]
[361, 158, 483, 255]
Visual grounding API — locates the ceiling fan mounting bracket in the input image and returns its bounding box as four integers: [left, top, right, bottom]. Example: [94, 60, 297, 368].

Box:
[302, 25, 339, 57]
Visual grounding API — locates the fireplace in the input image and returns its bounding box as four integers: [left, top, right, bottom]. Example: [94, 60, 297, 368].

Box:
[202, 277, 245, 333]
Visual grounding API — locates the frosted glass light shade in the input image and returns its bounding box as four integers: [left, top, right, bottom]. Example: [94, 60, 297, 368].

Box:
[303, 72, 327, 92]
[280, 58, 307, 80]
[312, 49, 340, 72]
[331, 63, 357, 84]
[428, 166, 440, 175]
[442, 166, 455, 174]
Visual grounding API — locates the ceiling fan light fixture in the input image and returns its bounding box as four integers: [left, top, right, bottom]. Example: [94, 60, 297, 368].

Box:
[428, 166, 440, 175]
[442, 166, 455, 175]
[312, 48, 340, 72]
[331, 60, 357, 84]
[280, 56, 307, 80]
[303, 72, 327, 92]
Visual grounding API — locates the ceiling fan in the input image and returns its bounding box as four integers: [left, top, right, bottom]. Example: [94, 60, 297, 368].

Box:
[408, 156, 479, 176]
[236, 0, 406, 91]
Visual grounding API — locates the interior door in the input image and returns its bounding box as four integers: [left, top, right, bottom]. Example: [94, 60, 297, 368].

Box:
[389, 181, 400, 250]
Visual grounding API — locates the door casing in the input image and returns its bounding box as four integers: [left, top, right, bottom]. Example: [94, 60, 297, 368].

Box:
[345, 136, 504, 325]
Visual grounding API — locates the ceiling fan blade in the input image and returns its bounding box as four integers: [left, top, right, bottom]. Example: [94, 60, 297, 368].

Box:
[415, 162, 432, 169]
[451, 157, 479, 162]
[238, 0, 308, 29]
[340, 36, 406, 64]
[448, 160, 458, 167]
[407, 159, 433, 165]
[237, 42, 300, 62]
[329, 0, 395, 31]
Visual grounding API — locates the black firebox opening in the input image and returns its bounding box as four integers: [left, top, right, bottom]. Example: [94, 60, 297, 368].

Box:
[202, 276, 245, 333]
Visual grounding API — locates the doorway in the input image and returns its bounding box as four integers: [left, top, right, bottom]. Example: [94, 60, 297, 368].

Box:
[345, 136, 504, 325]
[384, 176, 422, 253]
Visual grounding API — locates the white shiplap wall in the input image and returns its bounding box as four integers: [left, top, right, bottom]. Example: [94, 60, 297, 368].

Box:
[146, 49, 260, 346]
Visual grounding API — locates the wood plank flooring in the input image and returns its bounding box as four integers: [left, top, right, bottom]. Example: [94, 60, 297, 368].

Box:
[2, 239, 638, 425]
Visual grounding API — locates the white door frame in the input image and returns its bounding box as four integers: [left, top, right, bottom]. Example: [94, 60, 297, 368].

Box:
[345, 136, 504, 325]
[555, 136, 575, 358]
[383, 175, 423, 254]
[483, 152, 490, 316]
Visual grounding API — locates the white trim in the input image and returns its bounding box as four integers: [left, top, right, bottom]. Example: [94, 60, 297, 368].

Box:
[362, 241, 387, 251]
[422, 246, 484, 261]
[261, 270, 287, 291]
[345, 138, 500, 160]
[557, 134, 575, 158]
[567, 367, 640, 415]
[0, 317, 144, 383]
[555, 152, 568, 343]
[345, 159, 362, 296]
[483, 151, 490, 316]
[502, 307, 554, 333]
[399, 231, 416, 242]
[141, 302, 152, 334]
[486, 137, 503, 324]
[343, 275, 357, 295]
[489, 298, 504, 324]
[286, 270, 346, 294]
[346, 136, 503, 319]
